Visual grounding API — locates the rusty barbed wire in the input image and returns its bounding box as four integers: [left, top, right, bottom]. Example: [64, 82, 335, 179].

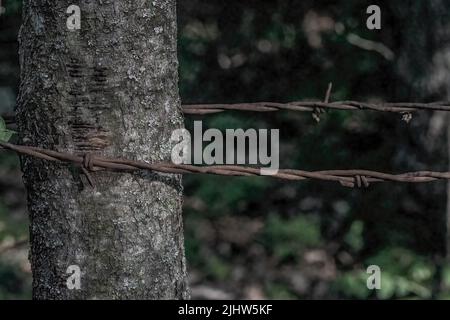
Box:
[2, 141, 450, 189]
[3, 101, 450, 124]
[182, 83, 450, 117]
[182, 101, 450, 116]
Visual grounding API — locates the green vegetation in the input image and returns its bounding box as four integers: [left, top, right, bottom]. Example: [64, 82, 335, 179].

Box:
[0, 117, 15, 142]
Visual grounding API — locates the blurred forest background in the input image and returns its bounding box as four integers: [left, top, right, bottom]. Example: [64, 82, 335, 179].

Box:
[2, 0, 450, 299]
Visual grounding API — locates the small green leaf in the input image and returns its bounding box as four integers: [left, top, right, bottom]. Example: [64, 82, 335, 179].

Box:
[0, 116, 16, 142]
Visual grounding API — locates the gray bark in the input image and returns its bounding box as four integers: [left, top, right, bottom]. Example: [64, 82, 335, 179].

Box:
[16, 0, 189, 299]
[392, 0, 450, 294]
[396, 1, 450, 254]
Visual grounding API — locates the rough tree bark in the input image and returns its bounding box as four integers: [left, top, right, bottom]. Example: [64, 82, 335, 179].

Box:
[16, 0, 189, 299]
[391, 0, 450, 295]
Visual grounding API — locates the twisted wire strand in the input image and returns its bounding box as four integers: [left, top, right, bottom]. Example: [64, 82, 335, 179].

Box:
[182, 101, 450, 115]
[2, 141, 449, 189]
[3, 101, 450, 122]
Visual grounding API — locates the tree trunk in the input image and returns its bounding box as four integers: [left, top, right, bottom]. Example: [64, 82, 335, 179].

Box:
[16, 0, 188, 299]
[392, 0, 450, 296]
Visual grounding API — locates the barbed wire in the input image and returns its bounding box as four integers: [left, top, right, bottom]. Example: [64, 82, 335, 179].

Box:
[182, 101, 450, 115]
[4, 101, 450, 122]
[1, 141, 450, 189]
[182, 83, 450, 117]
[3, 85, 450, 122]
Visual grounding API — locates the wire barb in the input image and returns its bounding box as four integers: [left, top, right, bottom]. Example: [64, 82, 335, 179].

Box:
[313, 83, 333, 123]
[82, 153, 96, 188]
